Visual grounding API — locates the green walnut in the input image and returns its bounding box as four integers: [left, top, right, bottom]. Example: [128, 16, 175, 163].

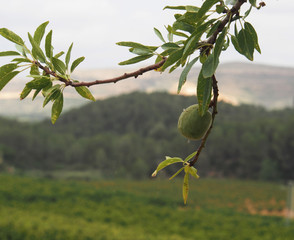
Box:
[178, 104, 212, 140]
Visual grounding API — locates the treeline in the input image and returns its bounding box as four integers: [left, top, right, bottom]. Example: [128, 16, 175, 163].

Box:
[0, 92, 293, 181]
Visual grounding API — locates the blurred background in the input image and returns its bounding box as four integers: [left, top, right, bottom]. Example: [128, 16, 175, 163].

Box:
[0, 0, 294, 239]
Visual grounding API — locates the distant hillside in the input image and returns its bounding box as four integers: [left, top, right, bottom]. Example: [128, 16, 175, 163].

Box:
[0, 92, 293, 180]
[0, 62, 293, 120]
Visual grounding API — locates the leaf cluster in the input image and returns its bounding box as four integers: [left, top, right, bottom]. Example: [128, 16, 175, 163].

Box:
[0, 22, 95, 123]
[117, 0, 261, 117]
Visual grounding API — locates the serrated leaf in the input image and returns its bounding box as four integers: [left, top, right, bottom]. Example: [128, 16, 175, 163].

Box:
[45, 30, 53, 58]
[51, 93, 63, 124]
[33, 21, 49, 45]
[0, 51, 21, 57]
[237, 29, 254, 61]
[152, 157, 184, 177]
[75, 86, 96, 101]
[65, 43, 73, 69]
[0, 71, 19, 91]
[189, 166, 200, 179]
[0, 28, 25, 46]
[169, 167, 184, 180]
[118, 54, 153, 66]
[28, 32, 46, 63]
[178, 57, 198, 94]
[20, 85, 32, 100]
[52, 57, 66, 75]
[154, 28, 165, 43]
[70, 56, 85, 73]
[244, 22, 261, 53]
[183, 170, 190, 204]
[197, 69, 212, 116]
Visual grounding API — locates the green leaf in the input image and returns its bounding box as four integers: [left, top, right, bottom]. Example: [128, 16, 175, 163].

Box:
[195, 0, 219, 22]
[28, 32, 46, 63]
[161, 42, 180, 50]
[51, 93, 63, 124]
[188, 166, 200, 179]
[45, 30, 53, 58]
[11, 58, 31, 63]
[237, 28, 254, 61]
[70, 56, 85, 73]
[173, 21, 195, 34]
[154, 28, 165, 42]
[43, 85, 61, 107]
[231, 35, 242, 54]
[184, 151, 197, 163]
[249, 0, 257, 7]
[0, 71, 19, 91]
[75, 86, 96, 101]
[0, 63, 18, 79]
[118, 54, 153, 66]
[30, 64, 40, 75]
[52, 57, 66, 75]
[20, 85, 32, 100]
[244, 22, 261, 53]
[197, 69, 212, 116]
[0, 28, 25, 46]
[26, 77, 51, 89]
[116, 41, 153, 51]
[164, 6, 186, 10]
[178, 57, 198, 93]
[181, 21, 212, 64]
[202, 27, 227, 78]
[183, 168, 190, 204]
[169, 167, 184, 180]
[54, 51, 65, 59]
[161, 48, 183, 71]
[65, 43, 73, 69]
[152, 156, 184, 177]
[129, 48, 153, 56]
[33, 21, 49, 45]
[15, 44, 28, 56]
[0, 51, 21, 57]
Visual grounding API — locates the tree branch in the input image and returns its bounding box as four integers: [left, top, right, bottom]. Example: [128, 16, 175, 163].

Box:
[189, 74, 219, 167]
[69, 58, 166, 87]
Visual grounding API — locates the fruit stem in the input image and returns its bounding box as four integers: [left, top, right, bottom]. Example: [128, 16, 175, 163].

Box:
[188, 74, 219, 167]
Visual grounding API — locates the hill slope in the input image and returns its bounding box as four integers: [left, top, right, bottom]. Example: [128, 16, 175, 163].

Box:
[1, 92, 293, 180]
[0, 62, 293, 121]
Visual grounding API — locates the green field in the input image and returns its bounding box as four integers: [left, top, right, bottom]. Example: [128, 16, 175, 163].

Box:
[0, 174, 293, 240]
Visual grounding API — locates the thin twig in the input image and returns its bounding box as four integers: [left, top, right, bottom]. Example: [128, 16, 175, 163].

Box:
[189, 75, 219, 167]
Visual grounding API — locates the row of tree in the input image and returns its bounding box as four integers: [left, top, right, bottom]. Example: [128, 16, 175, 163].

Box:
[0, 92, 293, 181]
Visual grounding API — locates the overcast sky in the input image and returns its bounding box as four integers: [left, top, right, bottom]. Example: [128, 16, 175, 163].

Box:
[0, 0, 293, 69]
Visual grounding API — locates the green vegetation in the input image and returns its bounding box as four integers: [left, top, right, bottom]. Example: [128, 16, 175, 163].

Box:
[0, 174, 293, 240]
[0, 92, 293, 181]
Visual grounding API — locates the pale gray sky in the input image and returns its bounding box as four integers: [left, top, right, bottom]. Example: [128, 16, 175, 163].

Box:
[0, 0, 293, 69]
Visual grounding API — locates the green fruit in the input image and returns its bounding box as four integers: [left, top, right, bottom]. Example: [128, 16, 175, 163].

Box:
[178, 104, 212, 140]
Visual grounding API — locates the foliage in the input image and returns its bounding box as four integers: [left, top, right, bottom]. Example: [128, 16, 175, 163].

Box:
[0, 0, 267, 203]
[0, 92, 293, 183]
[0, 174, 293, 240]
